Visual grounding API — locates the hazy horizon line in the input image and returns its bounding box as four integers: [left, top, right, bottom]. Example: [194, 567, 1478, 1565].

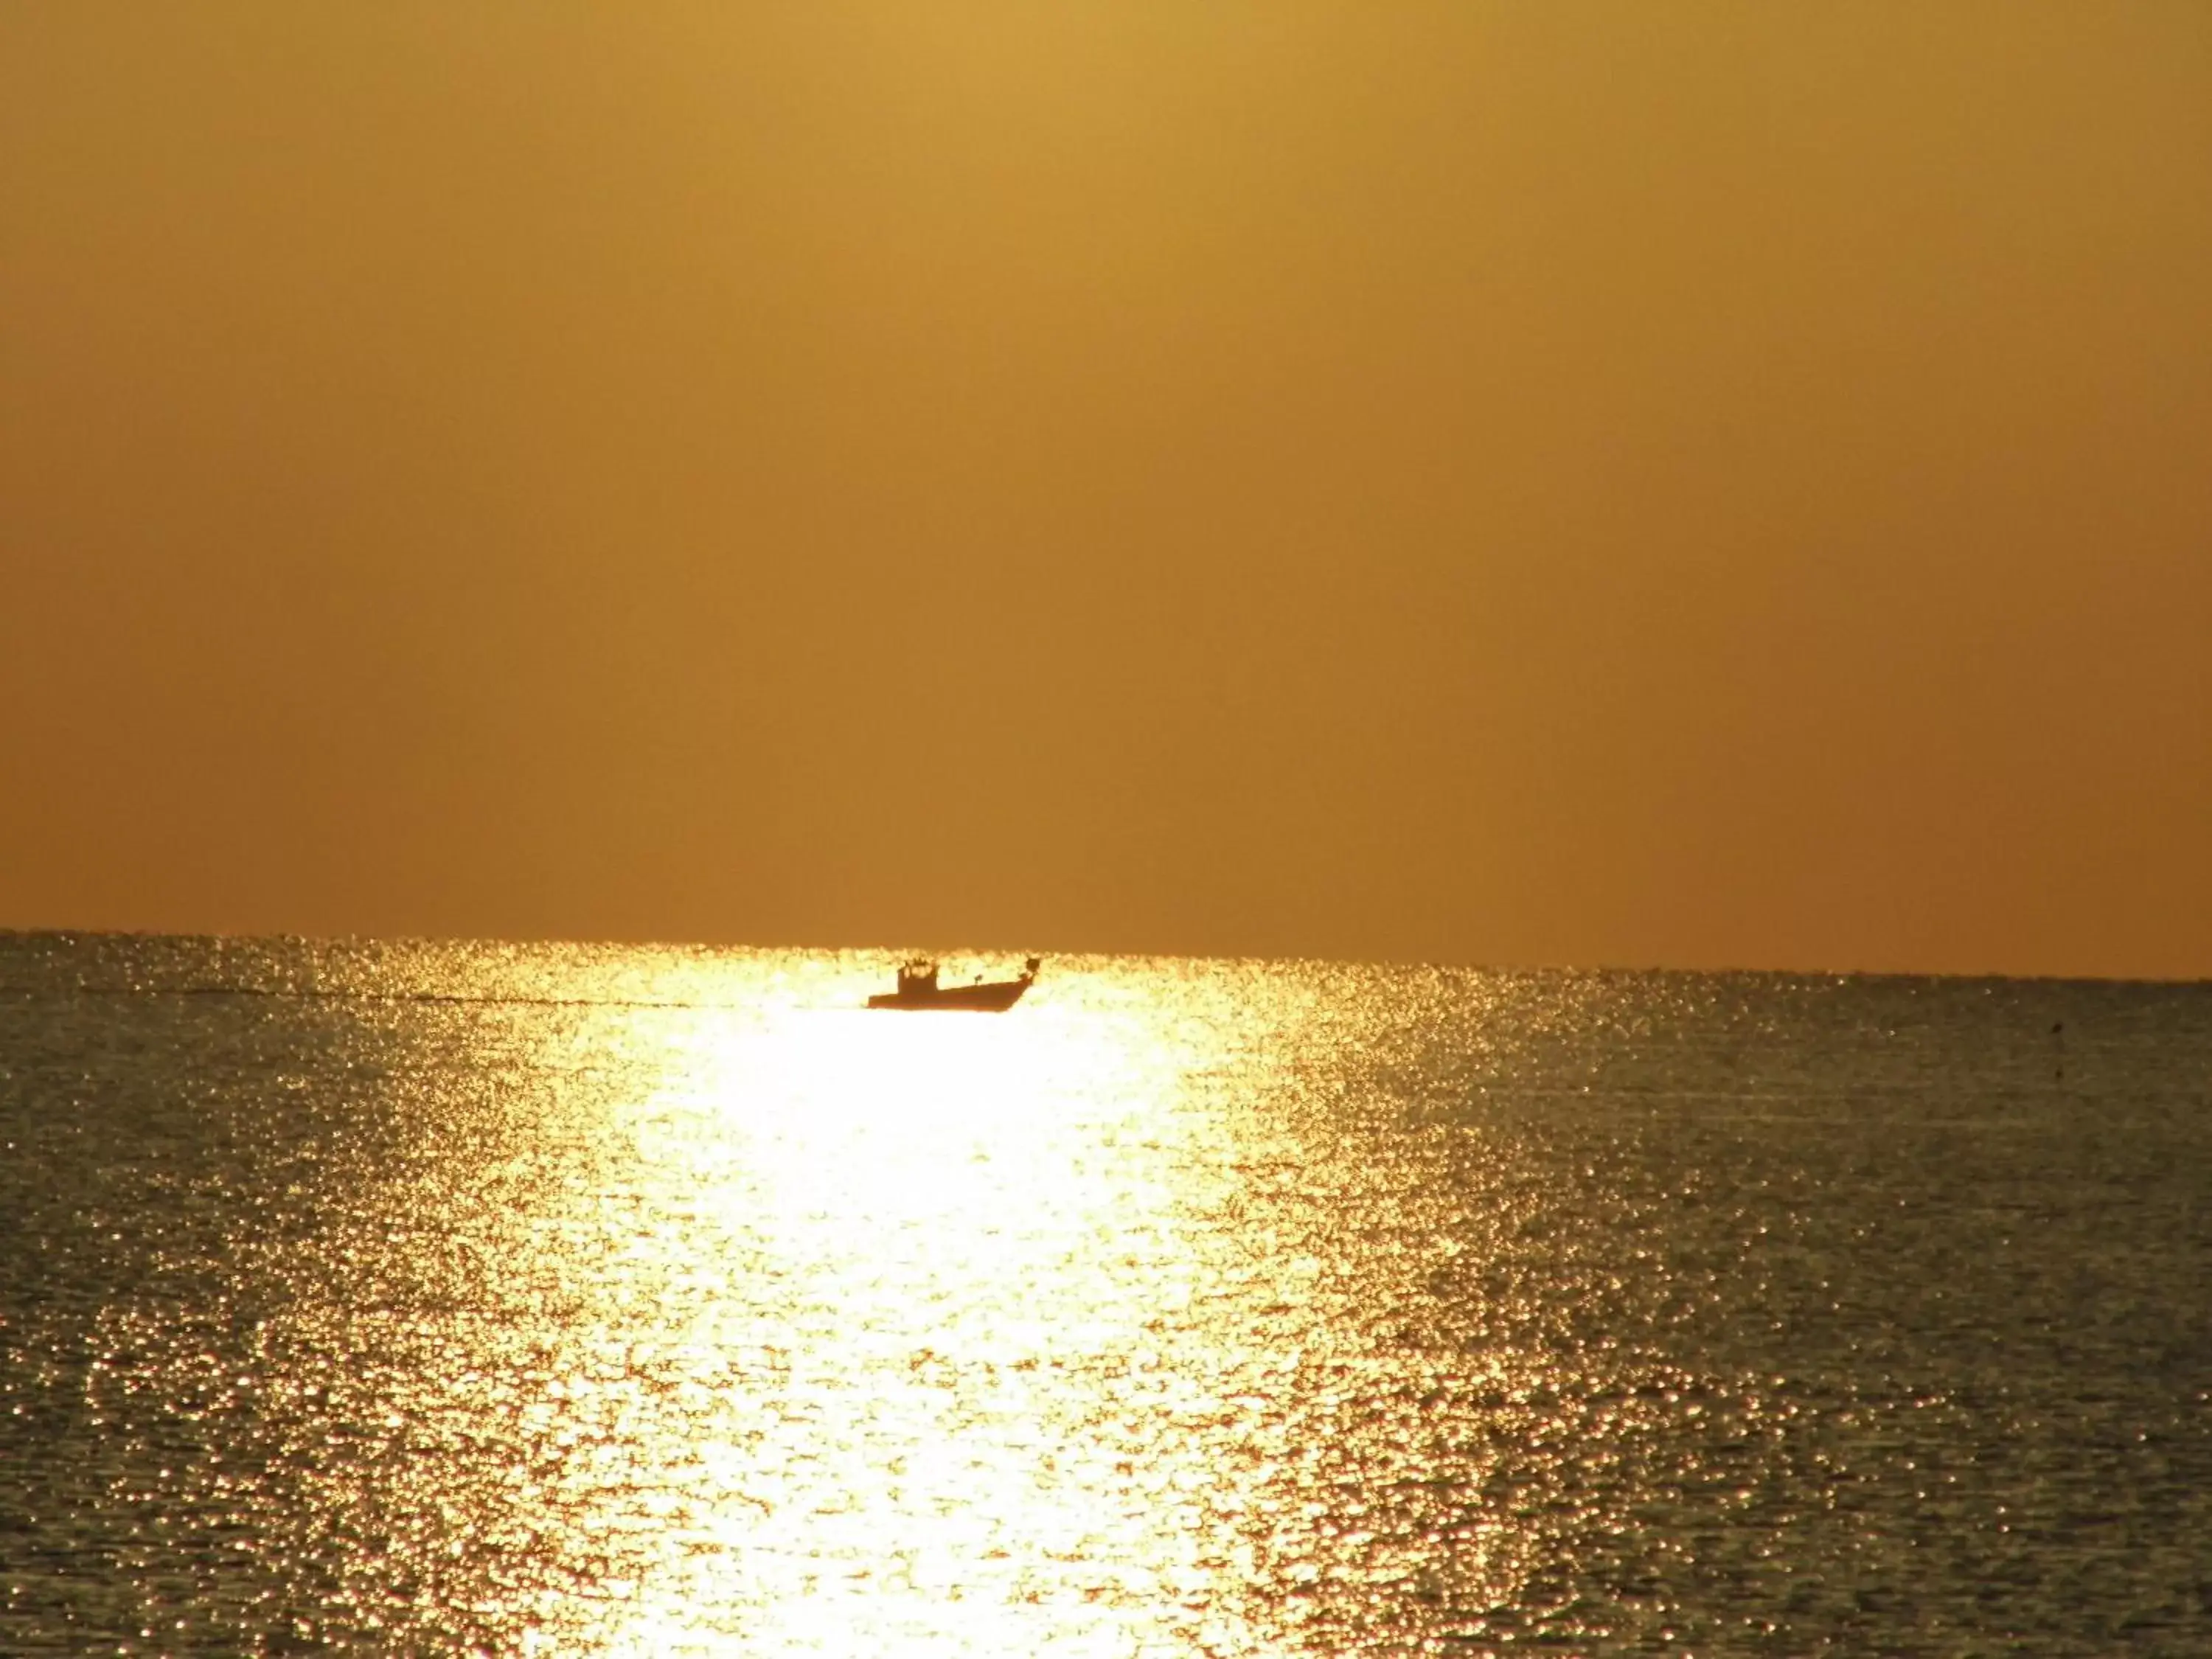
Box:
[4, 924, 2205, 991]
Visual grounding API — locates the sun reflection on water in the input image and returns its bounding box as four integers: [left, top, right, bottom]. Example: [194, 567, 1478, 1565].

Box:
[571, 973, 1276, 1653]
[195, 953, 1558, 1653]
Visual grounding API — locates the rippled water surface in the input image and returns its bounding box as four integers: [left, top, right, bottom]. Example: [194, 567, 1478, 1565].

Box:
[3, 935, 2210, 1655]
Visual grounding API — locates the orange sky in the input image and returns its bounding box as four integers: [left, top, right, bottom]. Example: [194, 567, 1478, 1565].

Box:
[4, 3, 2208, 976]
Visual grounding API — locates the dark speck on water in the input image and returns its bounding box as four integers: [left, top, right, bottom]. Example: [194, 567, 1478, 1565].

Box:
[3, 933, 2210, 1654]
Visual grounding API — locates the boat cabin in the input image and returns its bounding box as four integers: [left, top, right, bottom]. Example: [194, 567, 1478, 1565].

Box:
[895, 959, 941, 996]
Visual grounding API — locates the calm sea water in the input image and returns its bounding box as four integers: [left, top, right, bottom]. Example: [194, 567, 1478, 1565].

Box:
[2, 934, 2209, 1656]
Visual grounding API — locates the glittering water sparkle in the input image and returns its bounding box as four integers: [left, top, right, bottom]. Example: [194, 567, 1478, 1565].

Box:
[3, 936, 2211, 1655]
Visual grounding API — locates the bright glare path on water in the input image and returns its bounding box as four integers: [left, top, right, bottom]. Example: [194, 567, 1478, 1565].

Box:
[5, 936, 2212, 1655]
[575, 975, 1301, 1654]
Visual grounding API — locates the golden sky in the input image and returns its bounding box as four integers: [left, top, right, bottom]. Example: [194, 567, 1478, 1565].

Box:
[4, 3, 2208, 976]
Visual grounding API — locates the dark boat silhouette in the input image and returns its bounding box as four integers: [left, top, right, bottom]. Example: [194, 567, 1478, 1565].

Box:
[867, 956, 1041, 1012]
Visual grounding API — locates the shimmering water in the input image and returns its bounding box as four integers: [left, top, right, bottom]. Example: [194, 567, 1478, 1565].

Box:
[2, 936, 2209, 1655]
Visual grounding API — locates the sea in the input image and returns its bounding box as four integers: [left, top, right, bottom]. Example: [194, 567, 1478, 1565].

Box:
[2, 933, 2209, 1657]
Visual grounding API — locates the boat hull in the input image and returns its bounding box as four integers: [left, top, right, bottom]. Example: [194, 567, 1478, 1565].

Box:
[866, 976, 1033, 1012]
